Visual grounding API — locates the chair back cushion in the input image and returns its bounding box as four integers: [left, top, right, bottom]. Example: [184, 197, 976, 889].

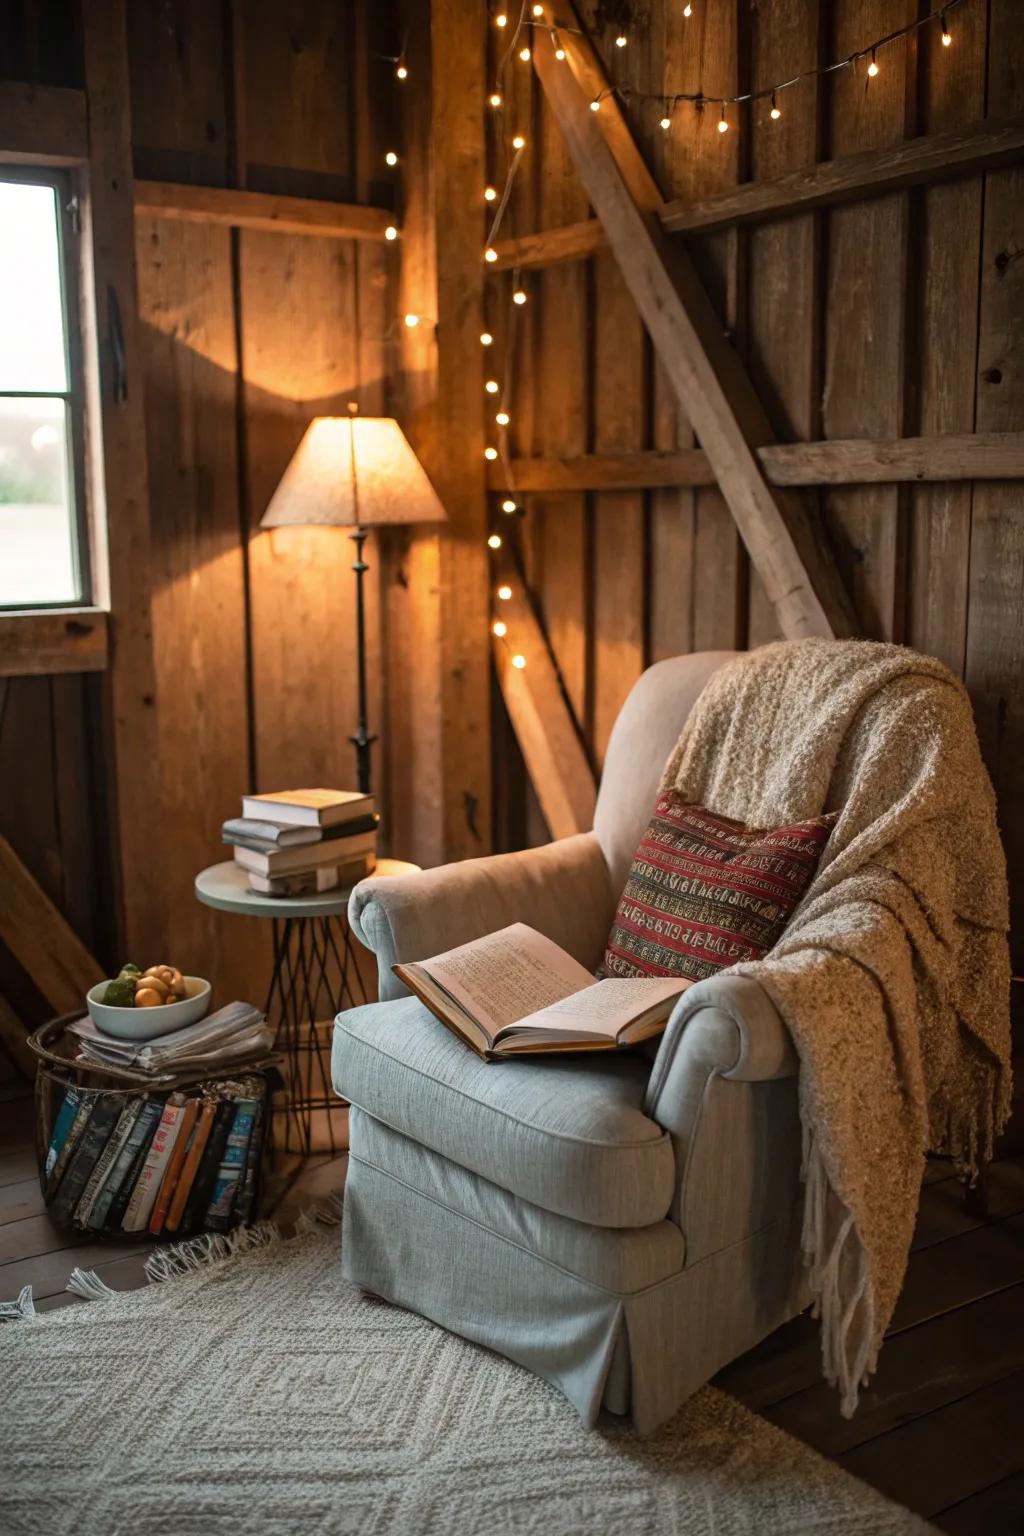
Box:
[594, 652, 738, 894]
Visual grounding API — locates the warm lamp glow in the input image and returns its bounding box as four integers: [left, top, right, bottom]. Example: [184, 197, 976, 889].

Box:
[260, 417, 447, 530]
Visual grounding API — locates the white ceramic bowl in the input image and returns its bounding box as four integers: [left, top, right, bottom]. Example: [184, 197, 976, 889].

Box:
[86, 976, 212, 1041]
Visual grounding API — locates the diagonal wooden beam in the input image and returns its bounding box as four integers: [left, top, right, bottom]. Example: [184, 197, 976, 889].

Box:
[0, 834, 103, 1017]
[534, 8, 857, 641]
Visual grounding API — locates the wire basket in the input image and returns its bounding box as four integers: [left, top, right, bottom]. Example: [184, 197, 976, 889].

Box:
[29, 1013, 283, 1243]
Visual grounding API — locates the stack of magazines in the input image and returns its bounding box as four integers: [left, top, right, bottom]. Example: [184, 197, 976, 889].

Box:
[68, 1000, 274, 1074]
[222, 788, 378, 897]
[42, 1074, 268, 1238]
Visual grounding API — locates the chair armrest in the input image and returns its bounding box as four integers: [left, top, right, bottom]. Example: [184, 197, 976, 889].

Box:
[349, 832, 616, 1001]
[643, 974, 801, 1257]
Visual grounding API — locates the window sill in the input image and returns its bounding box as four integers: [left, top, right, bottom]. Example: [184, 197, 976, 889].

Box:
[0, 608, 108, 678]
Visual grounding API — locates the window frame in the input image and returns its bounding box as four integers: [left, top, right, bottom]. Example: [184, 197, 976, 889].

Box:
[0, 163, 91, 611]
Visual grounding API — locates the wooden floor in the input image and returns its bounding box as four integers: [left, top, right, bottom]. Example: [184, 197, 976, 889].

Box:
[2, 1088, 1022, 1532]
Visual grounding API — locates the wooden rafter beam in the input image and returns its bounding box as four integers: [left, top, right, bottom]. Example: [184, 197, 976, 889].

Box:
[491, 568, 596, 840]
[491, 117, 1024, 271]
[0, 994, 35, 1080]
[0, 834, 103, 1017]
[0, 609, 108, 679]
[0, 81, 87, 164]
[489, 432, 1024, 493]
[133, 180, 395, 242]
[534, 10, 856, 641]
[662, 116, 1024, 234]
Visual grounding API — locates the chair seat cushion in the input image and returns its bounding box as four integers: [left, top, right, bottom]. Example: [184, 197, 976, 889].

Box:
[333, 997, 675, 1228]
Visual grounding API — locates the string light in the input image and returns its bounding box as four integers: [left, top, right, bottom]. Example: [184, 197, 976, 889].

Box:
[489, 91, 502, 108]
[487, 534, 503, 549]
[511, 654, 526, 669]
[395, 62, 408, 80]
[492, 620, 507, 637]
[660, 114, 671, 130]
[385, 151, 398, 166]
[497, 585, 512, 601]
[532, 3, 543, 14]
[484, 447, 498, 460]
[512, 134, 526, 149]
[554, 45, 566, 60]
[403, 313, 419, 327]
[941, 10, 952, 43]
[501, 499, 517, 513]
[769, 92, 781, 120]
[495, 11, 507, 25]
[496, 410, 510, 426]
[615, 34, 627, 47]
[384, 225, 398, 241]
[480, 331, 494, 345]
[484, 185, 497, 201]
[867, 49, 879, 76]
[718, 106, 729, 133]
[590, 97, 601, 111]
[484, 247, 498, 262]
[683, 3, 692, 15]
[519, 45, 531, 61]
[485, 379, 500, 393]
[512, 288, 527, 305]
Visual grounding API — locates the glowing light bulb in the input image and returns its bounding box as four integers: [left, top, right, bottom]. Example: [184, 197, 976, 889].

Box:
[487, 534, 502, 549]
[555, 47, 566, 60]
[484, 247, 498, 263]
[384, 225, 398, 241]
[590, 98, 601, 112]
[496, 410, 510, 426]
[512, 289, 527, 305]
[769, 94, 781, 121]
[497, 585, 513, 601]
[511, 654, 526, 669]
[495, 11, 507, 25]
[660, 115, 671, 130]
[683, 2, 692, 15]
[484, 185, 497, 202]
[615, 34, 627, 47]
[501, 499, 517, 513]
[485, 380, 499, 394]
[512, 134, 526, 149]
[867, 51, 879, 77]
[941, 25, 952, 45]
[396, 63, 408, 79]
[385, 150, 398, 166]
[492, 620, 507, 637]
[484, 447, 498, 460]
[518, 46, 531, 61]
[480, 331, 494, 345]
[717, 111, 729, 133]
[403, 313, 419, 328]
[532, 3, 543, 14]
[489, 92, 503, 108]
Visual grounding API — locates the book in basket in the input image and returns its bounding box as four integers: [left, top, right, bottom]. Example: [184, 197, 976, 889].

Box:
[393, 922, 693, 1060]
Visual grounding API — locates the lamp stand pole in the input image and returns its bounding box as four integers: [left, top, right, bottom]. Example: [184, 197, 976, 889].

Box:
[348, 528, 376, 795]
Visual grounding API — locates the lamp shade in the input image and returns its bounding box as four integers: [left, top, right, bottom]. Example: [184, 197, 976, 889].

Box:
[260, 416, 448, 529]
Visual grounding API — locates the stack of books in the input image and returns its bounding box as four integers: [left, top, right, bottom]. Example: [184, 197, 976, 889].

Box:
[42, 1075, 267, 1239]
[222, 789, 378, 897]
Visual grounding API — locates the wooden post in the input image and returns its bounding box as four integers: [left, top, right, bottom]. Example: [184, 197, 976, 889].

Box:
[80, 0, 163, 959]
[534, 8, 857, 641]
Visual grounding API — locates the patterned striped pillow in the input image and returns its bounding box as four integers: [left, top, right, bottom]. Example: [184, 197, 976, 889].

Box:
[603, 793, 837, 981]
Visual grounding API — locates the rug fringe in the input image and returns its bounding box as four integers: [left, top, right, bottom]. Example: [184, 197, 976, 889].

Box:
[66, 1269, 120, 1302]
[143, 1220, 281, 1284]
[0, 1284, 35, 1322]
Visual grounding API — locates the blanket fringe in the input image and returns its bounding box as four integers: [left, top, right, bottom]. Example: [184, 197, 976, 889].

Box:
[0, 1284, 35, 1322]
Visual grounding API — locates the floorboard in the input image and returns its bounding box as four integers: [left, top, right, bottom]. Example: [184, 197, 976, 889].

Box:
[936, 1470, 1024, 1534]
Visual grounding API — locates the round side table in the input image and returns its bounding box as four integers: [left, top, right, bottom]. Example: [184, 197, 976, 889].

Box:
[195, 858, 419, 1156]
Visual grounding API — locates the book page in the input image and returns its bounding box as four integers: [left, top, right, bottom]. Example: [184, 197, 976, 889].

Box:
[502, 976, 691, 1041]
[418, 923, 595, 1037]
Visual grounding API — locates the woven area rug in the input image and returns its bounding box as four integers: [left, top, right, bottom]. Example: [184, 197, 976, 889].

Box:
[0, 1218, 933, 1536]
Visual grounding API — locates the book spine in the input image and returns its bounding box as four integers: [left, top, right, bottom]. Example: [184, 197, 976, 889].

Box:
[164, 1102, 216, 1233]
[121, 1097, 187, 1233]
[44, 1092, 96, 1200]
[101, 1100, 163, 1231]
[204, 1099, 259, 1232]
[233, 1096, 265, 1228]
[49, 1096, 121, 1222]
[73, 1098, 142, 1227]
[44, 1087, 84, 1180]
[148, 1097, 200, 1237]
[181, 1100, 236, 1233]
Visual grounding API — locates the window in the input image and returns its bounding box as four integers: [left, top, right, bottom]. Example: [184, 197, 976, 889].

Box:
[0, 170, 88, 608]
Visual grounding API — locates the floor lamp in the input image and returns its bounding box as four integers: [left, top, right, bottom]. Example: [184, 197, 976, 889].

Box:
[260, 409, 447, 795]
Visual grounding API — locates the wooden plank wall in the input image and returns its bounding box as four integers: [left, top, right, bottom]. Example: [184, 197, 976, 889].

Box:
[489, 0, 1024, 969]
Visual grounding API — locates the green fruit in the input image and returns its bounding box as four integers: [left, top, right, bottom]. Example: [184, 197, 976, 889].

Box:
[118, 963, 141, 976]
[102, 977, 137, 1008]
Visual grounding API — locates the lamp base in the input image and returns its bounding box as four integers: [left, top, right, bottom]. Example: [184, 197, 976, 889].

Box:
[349, 528, 377, 796]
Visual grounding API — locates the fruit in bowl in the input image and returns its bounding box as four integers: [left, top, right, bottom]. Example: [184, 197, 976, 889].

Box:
[101, 962, 187, 1009]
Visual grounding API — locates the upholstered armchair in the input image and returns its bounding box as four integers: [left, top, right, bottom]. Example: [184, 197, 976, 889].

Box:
[333, 652, 809, 1434]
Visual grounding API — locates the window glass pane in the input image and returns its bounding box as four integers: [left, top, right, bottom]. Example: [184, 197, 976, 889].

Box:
[0, 396, 77, 604]
[0, 181, 68, 392]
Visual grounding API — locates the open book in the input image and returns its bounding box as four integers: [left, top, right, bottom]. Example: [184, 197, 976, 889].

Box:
[394, 922, 693, 1059]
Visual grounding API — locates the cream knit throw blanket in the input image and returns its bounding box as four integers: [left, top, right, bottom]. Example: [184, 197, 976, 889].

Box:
[660, 638, 1012, 1416]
